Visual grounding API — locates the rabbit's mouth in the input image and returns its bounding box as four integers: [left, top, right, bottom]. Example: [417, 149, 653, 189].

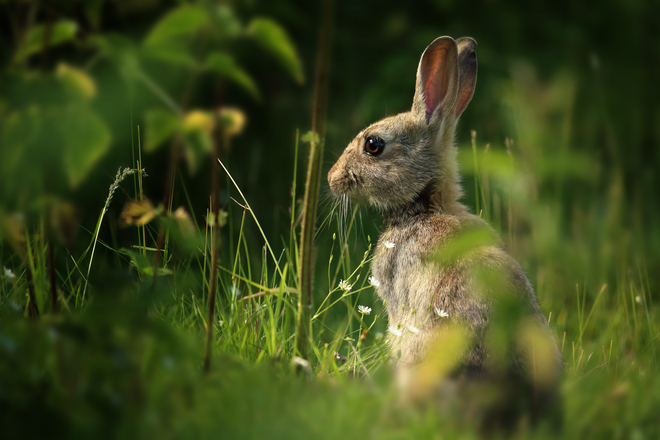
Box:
[329, 172, 357, 198]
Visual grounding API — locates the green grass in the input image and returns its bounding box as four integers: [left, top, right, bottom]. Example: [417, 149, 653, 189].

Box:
[1, 125, 659, 439]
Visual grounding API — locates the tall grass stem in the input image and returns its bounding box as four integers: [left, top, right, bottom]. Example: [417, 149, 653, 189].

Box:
[294, 0, 335, 360]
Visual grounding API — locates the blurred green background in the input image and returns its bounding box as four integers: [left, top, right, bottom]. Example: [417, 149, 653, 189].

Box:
[1, 0, 659, 438]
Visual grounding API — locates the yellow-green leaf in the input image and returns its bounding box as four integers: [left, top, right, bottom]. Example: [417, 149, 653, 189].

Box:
[144, 5, 209, 46]
[205, 52, 260, 100]
[145, 108, 180, 152]
[183, 110, 215, 133]
[61, 109, 111, 188]
[56, 63, 96, 100]
[141, 41, 197, 67]
[247, 18, 304, 84]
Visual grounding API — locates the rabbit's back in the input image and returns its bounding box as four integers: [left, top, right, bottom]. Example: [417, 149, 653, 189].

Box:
[373, 210, 556, 375]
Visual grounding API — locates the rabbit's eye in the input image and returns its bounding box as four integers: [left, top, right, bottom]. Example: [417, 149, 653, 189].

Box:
[364, 136, 385, 156]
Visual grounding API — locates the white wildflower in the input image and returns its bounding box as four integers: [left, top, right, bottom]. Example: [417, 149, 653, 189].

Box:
[435, 308, 449, 318]
[292, 356, 312, 376]
[358, 305, 372, 315]
[3, 267, 16, 279]
[383, 240, 395, 249]
[292, 356, 310, 368]
[635, 295, 643, 305]
[407, 324, 419, 334]
[388, 326, 402, 336]
[338, 279, 352, 292]
[368, 276, 380, 287]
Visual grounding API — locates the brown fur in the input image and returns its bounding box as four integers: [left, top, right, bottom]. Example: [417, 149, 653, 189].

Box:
[328, 36, 561, 424]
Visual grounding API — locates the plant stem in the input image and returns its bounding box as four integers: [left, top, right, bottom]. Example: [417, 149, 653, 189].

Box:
[203, 134, 223, 372]
[294, 0, 335, 360]
[47, 218, 59, 314]
[25, 260, 39, 319]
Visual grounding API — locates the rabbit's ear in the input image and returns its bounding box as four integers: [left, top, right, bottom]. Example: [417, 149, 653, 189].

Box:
[454, 37, 478, 118]
[412, 36, 459, 125]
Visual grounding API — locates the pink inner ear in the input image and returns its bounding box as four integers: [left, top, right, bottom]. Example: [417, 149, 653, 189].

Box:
[422, 44, 451, 123]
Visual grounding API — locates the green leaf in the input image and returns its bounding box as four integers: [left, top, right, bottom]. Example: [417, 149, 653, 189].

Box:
[56, 63, 97, 101]
[60, 108, 111, 188]
[90, 34, 141, 80]
[212, 4, 242, 38]
[141, 41, 197, 67]
[205, 52, 260, 100]
[15, 20, 78, 62]
[182, 129, 212, 175]
[144, 5, 209, 46]
[144, 109, 180, 152]
[247, 18, 304, 84]
[301, 131, 320, 144]
[119, 248, 173, 277]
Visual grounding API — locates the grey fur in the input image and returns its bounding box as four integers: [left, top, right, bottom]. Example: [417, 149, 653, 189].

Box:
[328, 36, 560, 395]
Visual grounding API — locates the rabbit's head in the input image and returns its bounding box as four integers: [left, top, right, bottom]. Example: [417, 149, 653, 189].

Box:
[328, 36, 477, 215]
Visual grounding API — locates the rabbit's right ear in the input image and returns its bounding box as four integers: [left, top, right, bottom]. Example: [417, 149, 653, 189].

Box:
[454, 37, 478, 118]
[412, 37, 459, 125]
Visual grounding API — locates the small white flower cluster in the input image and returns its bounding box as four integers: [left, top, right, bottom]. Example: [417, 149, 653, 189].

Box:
[388, 325, 402, 336]
[358, 305, 371, 315]
[368, 276, 380, 287]
[407, 324, 419, 334]
[383, 240, 395, 249]
[435, 307, 449, 318]
[388, 324, 421, 336]
[3, 267, 16, 279]
[338, 279, 352, 292]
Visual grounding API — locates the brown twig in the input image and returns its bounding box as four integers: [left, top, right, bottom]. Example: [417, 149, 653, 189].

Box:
[203, 132, 222, 373]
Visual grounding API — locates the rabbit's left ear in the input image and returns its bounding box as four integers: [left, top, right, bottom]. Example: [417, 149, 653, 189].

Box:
[454, 37, 478, 118]
[412, 36, 459, 124]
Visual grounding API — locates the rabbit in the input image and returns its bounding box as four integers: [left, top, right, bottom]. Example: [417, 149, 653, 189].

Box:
[327, 36, 561, 426]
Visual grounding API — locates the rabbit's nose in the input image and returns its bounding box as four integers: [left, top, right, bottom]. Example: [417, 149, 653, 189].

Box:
[327, 163, 342, 192]
[327, 162, 339, 185]
[328, 161, 350, 195]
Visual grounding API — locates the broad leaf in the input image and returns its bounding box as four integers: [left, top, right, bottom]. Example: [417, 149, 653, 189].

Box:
[205, 52, 260, 100]
[211, 5, 242, 39]
[61, 108, 111, 188]
[15, 20, 78, 62]
[90, 34, 141, 80]
[144, 109, 180, 152]
[182, 130, 212, 175]
[56, 63, 96, 101]
[182, 110, 214, 174]
[144, 5, 209, 46]
[247, 18, 304, 84]
[141, 41, 197, 67]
